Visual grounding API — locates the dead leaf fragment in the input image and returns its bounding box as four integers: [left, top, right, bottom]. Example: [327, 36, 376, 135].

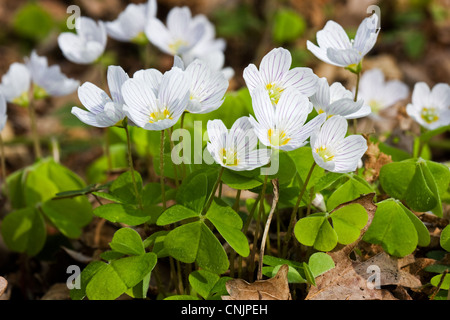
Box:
[306, 194, 422, 300]
[0, 277, 7, 297]
[363, 140, 392, 183]
[222, 264, 291, 300]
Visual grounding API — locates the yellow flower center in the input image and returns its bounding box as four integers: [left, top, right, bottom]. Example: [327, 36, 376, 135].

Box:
[169, 39, 188, 55]
[368, 99, 383, 114]
[149, 108, 173, 123]
[219, 148, 239, 166]
[316, 145, 335, 162]
[420, 107, 439, 124]
[12, 91, 29, 107]
[318, 109, 333, 119]
[265, 83, 284, 105]
[268, 128, 290, 147]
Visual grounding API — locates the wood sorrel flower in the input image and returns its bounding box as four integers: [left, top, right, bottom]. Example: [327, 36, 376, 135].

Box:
[105, 0, 157, 44]
[207, 117, 271, 171]
[0, 63, 31, 106]
[307, 14, 379, 70]
[174, 58, 229, 114]
[356, 68, 409, 117]
[0, 94, 6, 132]
[58, 17, 107, 65]
[25, 50, 79, 98]
[243, 47, 319, 104]
[406, 82, 450, 130]
[122, 67, 189, 131]
[311, 77, 371, 119]
[145, 6, 206, 56]
[249, 86, 326, 151]
[311, 115, 367, 173]
[71, 66, 129, 127]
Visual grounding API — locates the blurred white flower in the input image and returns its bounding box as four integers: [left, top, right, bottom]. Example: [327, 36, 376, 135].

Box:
[25, 50, 79, 98]
[249, 86, 326, 151]
[243, 47, 318, 104]
[307, 14, 379, 70]
[58, 17, 107, 64]
[406, 82, 450, 130]
[105, 0, 157, 44]
[122, 67, 190, 131]
[173, 58, 228, 114]
[311, 77, 370, 119]
[356, 68, 409, 117]
[207, 117, 271, 171]
[0, 63, 31, 106]
[71, 66, 129, 127]
[311, 115, 368, 173]
[145, 6, 206, 56]
[0, 94, 7, 132]
[312, 193, 326, 212]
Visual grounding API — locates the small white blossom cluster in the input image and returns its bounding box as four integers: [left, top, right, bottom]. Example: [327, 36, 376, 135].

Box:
[1, 3, 448, 175]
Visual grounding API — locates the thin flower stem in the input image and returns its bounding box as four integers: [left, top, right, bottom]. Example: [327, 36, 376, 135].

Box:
[257, 178, 279, 280]
[202, 166, 225, 215]
[229, 189, 242, 277]
[104, 128, 112, 173]
[124, 123, 143, 209]
[283, 162, 316, 258]
[239, 193, 261, 278]
[179, 112, 187, 179]
[27, 99, 42, 160]
[0, 134, 9, 199]
[160, 130, 166, 211]
[167, 128, 179, 188]
[249, 174, 268, 282]
[352, 71, 361, 134]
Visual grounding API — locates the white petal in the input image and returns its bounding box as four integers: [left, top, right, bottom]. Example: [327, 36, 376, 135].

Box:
[0, 63, 31, 102]
[133, 68, 163, 96]
[243, 64, 264, 93]
[227, 117, 257, 157]
[317, 21, 352, 50]
[259, 47, 292, 86]
[71, 107, 111, 127]
[310, 77, 331, 113]
[411, 82, 431, 108]
[207, 119, 227, 152]
[145, 18, 172, 55]
[279, 67, 318, 97]
[306, 40, 336, 66]
[107, 65, 129, 105]
[353, 15, 379, 56]
[78, 82, 111, 114]
[326, 48, 362, 67]
[333, 135, 367, 173]
[430, 83, 450, 109]
[275, 88, 311, 135]
[121, 78, 157, 128]
[159, 67, 189, 119]
[250, 86, 275, 130]
[327, 98, 365, 118]
[316, 115, 348, 148]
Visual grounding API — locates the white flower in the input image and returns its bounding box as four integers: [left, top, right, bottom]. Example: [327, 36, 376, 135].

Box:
[0, 63, 31, 106]
[307, 14, 379, 69]
[58, 17, 107, 64]
[248, 86, 326, 151]
[207, 117, 271, 171]
[311, 115, 368, 173]
[406, 82, 450, 130]
[356, 68, 409, 116]
[25, 50, 79, 97]
[71, 66, 129, 127]
[0, 94, 7, 132]
[122, 67, 189, 131]
[145, 6, 206, 56]
[174, 58, 228, 114]
[243, 47, 318, 104]
[311, 77, 371, 119]
[105, 0, 157, 43]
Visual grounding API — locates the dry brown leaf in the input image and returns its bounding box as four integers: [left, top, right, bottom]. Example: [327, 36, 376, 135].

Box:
[0, 276, 7, 297]
[363, 140, 392, 183]
[306, 193, 420, 300]
[222, 264, 291, 300]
